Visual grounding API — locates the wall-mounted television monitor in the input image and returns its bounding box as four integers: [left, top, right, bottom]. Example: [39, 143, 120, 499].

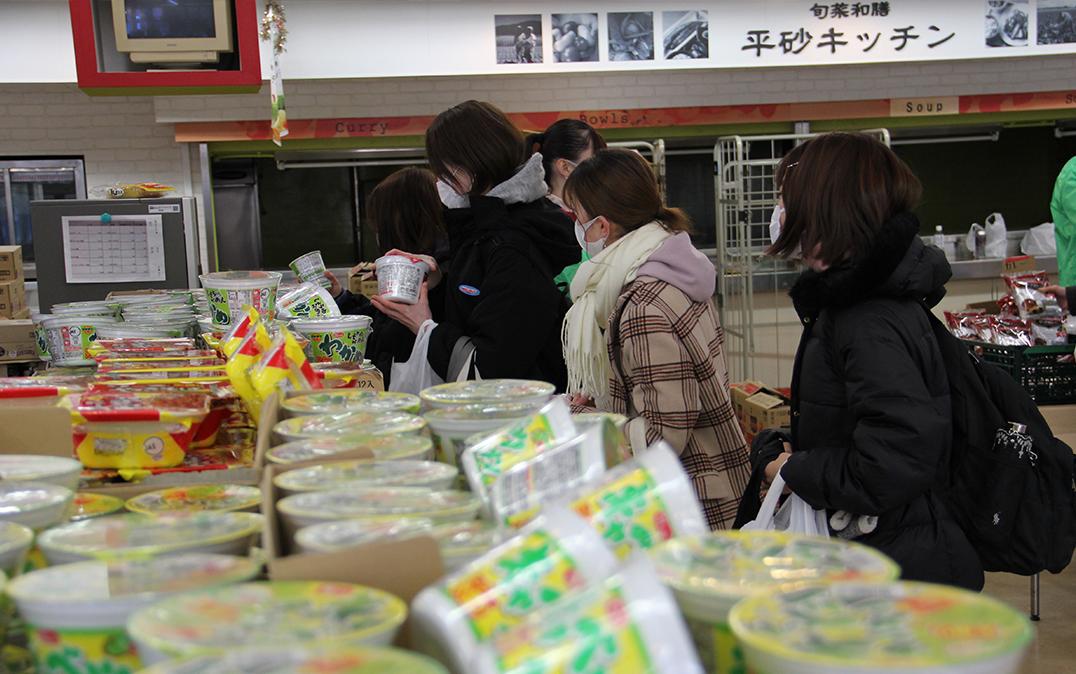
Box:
[111, 0, 233, 64]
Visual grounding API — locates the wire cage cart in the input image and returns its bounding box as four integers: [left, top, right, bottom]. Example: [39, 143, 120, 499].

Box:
[611, 139, 667, 200]
[713, 130, 891, 383]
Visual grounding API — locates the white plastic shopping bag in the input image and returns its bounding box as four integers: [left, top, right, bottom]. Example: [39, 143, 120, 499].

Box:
[389, 319, 443, 395]
[1021, 222, 1057, 256]
[741, 474, 829, 537]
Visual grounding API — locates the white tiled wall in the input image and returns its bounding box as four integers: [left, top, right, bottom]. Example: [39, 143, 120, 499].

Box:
[1, 54, 1075, 197]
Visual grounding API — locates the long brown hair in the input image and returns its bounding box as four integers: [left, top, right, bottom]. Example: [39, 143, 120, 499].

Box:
[563, 148, 691, 234]
[770, 133, 922, 265]
[425, 100, 526, 197]
[366, 167, 445, 255]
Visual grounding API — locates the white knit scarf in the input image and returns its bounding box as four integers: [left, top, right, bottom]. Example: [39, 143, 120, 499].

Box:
[562, 221, 672, 406]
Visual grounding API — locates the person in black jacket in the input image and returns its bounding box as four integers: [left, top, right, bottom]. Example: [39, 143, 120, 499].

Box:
[325, 167, 448, 388]
[763, 132, 984, 590]
[372, 101, 578, 389]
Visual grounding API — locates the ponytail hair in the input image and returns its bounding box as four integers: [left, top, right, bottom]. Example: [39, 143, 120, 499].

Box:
[528, 120, 607, 183]
[564, 148, 692, 236]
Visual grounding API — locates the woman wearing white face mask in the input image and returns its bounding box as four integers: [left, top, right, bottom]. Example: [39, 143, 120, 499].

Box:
[562, 149, 750, 530]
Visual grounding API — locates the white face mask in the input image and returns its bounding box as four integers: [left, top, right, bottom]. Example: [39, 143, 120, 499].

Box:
[769, 204, 784, 245]
[575, 216, 606, 257]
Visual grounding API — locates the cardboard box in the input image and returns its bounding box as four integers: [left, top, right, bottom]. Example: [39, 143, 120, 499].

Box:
[0, 319, 39, 362]
[730, 381, 764, 425]
[740, 388, 792, 446]
[1040, 405, 1076, 452]
[1003, 255, 1038, 275]
[0, 280, 26, 318]
[348, 263, 379, 299]
[11, 307, 29, 320]
[0, 246, 22, 282]
[0, 398, 72, 457]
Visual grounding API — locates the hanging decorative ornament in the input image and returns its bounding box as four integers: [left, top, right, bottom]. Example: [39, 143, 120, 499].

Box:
[260, 2, 289, 146]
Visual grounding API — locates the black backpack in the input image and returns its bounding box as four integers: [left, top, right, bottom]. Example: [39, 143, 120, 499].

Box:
[923, 306, 1076, 575]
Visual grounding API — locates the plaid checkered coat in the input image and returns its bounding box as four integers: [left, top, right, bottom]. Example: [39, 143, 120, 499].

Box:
[607, 276, 751, 530]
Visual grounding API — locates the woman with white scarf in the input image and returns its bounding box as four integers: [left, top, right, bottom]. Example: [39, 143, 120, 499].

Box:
[562, 149, 750, 530]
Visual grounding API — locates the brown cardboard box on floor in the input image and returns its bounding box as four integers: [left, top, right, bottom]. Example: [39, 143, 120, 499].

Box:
[740, 388, 792, 446]
[0, 280, 26, 318]
[348, 263, 379, 299]
[730, 381, 765, 425]
[0, 246, 23, 282]
[0, 319, 39, 362]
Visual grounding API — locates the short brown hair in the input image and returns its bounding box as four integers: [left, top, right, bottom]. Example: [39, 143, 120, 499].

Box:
[367, 167, 445, 255]
[425, 100, 526, 197]
[770, 133, 922, 265]
[564, 148, 691, 234]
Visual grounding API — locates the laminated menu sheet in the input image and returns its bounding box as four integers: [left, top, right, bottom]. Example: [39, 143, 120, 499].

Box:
[62, 215, 166, 283]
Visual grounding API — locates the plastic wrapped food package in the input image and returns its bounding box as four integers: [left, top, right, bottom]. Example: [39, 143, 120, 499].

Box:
[420, 379, 554, 410]
[127, 581, 408, 666]
[276, 487, 480, 539]
[282, 390, 421, 417]
[273, 410, 426, 444]
[266, 435, 435, 464]
[139, 645, 448, 674]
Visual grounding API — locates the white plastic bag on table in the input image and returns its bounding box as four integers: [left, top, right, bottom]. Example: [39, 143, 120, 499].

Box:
[389, 319, 443, 395]
[741, 473, 830, 537]
[965, 213, 1008, 259]
[1021, 222, 1057, 256]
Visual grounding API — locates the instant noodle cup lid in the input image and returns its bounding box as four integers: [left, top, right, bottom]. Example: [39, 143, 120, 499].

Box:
[274, 460, 458, 494]
[0, 455, 82, 491]
[423, 401, 546, 424]
[282, 390, 421, 416]
[652, 531, 900, 620]
[139, 645, 449, 674]
[125, 484, 262, 514]
[266, 435, 434, 465]
[729, 581, 1033, 673]
[419, 380, 554, 409]
[295, 518, 436, 554]
[127, 581, 408, 658]
[277, 487, 481, 526]
[0, 481, 74, 531]
[69, 492, 125, 521]
[273, 411, 426, 442]
[38, 512, 262, 562]
[431, 520, 504, 563]
[7, 554, 260, 627]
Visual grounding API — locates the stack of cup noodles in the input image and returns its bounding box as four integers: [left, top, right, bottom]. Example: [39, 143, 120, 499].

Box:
[650, 531, 901, 674]
[419, 380, 555, 466]
[265, 434, 435, 465]
[199, 270, 282, 329]
[6, 554, 259, 674]
[289, 250, 332, 290]
[36, 301, 118, 367]
[411, 505, 705, 674]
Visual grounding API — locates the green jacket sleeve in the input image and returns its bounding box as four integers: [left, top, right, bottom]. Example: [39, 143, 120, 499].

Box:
[1052, 157, 1076, 286]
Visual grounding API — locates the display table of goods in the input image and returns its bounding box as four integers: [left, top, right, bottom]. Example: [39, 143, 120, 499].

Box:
[0, 277, 1036, 674]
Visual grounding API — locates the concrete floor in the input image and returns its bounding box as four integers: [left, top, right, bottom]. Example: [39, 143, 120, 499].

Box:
[983, 567, 1076, 674]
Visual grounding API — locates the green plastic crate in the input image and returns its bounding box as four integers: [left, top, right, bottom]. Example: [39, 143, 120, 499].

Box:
[965, 340, 1076, 405]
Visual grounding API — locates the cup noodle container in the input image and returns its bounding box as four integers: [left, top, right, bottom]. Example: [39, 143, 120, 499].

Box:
[289, 250, 332, 289]
[471, 554, 704, 674]
[272, 411, 427, 444]
[128, 581, 408, 666]
[199, 271, 282, 329]
[729, 581, 1032, 674]
[573, 412, 631, 467]
[40, 315, 117, 367]
[411, 506, 619, 673]
[566, 442, 708, 560]
[291, 316, 373, 364]
[266, 435, 435, 465]
[37, 512, 262, 566]
[140, 644, 449, 674]
[0, 522, 34, 577]
[69, 493, 125, 522]
[375, 255, 430, 304]
[651, 531, 901, 674]
[277, 283, 341, 320]
[0, 482, 74, 533]
[276, 487, 480, 543]
[283, 390, 421, 417]
[7, 554, 259, 674]
[420, 379, 555, 411]
[273, 460, 459, 495]
[424, 401, 547, 468]
[0, 456, 82, 492]
[124, 484, 263, 515]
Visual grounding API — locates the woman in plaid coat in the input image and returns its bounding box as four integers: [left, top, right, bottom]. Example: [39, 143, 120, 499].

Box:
[562, 149, 750, 529]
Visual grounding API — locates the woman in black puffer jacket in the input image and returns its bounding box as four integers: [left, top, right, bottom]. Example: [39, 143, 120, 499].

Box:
[762, 133, 983, 590]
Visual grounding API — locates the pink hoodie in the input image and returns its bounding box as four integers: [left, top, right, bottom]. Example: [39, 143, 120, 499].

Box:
[636, 232, 716, 303]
